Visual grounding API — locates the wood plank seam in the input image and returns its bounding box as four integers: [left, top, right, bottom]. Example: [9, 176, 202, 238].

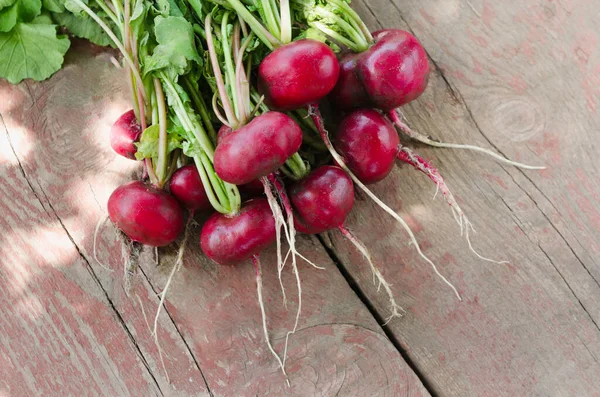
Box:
[316, 234, 440, 397]
[136, 265, 215, 397]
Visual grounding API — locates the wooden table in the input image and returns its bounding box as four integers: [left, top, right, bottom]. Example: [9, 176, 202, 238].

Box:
[1, 0, 598, 395]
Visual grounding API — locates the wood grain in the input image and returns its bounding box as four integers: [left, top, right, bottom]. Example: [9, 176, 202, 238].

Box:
[323, 0, 600, 395]
[0, 42, 427, 395]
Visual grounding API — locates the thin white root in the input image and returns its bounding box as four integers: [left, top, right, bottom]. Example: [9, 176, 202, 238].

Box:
[309, 105, 461, 300]
[262, 177, 288, 307]
[155, 246, 159, 266]
[252, 256, 290, 386]
[339, 226, 404, 323]
[93, 215, 113, 272]
[136, 294, 170, 384]
[398, 146, 508, 265]
[152, 216, 193, 339]
[390, 110, 546, 170]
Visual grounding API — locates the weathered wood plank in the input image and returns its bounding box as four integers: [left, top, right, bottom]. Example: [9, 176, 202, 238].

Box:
[322, 0, 600, 395]
[0, 42, 428, 395]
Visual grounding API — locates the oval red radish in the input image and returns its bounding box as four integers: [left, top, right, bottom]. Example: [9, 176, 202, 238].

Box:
[200, 198, 276, 265]
[214, 111, 302, 185]
[328, 52, 370, 110]
[110, 109, 142, 159]
[169, 165, 211, 211]
[108, 181, 184, 247]
[257, 39, 340, 110]
[288, 166, 354, 234]
[335, 109, 399, 184]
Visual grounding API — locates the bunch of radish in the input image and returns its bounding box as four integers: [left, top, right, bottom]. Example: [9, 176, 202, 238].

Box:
[68, 0, 544, 380]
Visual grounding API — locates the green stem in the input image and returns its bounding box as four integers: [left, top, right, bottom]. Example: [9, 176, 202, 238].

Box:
[199, 153, 233, 212]
[221, 13, 240, 121]
[193, 156, 229, 214]
[284, 152, 309, 179]
[94, 0, 119, 27]
[206, 14, 238, 128]
[71, 0, 147, 103]
[154, 79, 168, 187]
[311, 22, 362, 52]
[160, 73, 215, 159]
[279, 0, 292, 43]
[222, 0, 281, 49]
[316, 7, 369, 51]
[260, 0, 280, 39]
[183, 77, 217, 145]
[328, 0, 373, 42]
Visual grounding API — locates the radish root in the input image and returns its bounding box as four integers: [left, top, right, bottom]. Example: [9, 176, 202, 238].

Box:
[309, 105, 461, 300]
[93, 215, 113, 272]
[388, 109, 545, 170]
[338, 225, 404, 323]
[397, 146, 507, 264]
[117, 231, 142, 295]
[252, 255, 290, 386]
[262, 176, 289, 307]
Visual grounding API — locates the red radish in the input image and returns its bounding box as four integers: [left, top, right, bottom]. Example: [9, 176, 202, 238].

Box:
[257, 39, 340, 111]
[335, 109, 399, 184]
[169, 165, 211, 211]
[108, 181, 184, 247]
[330, 29, 430, 111]
[328, 52, 370, 110]
[200, 198, 276, 265]
[214, 111, 302, 185]
[110, 109, 142, 159]
[288, 166, 354, 234]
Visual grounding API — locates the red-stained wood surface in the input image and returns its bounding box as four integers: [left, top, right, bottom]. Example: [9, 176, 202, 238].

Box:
[0, 43, 426, 395]
[323, 0, 600, 396]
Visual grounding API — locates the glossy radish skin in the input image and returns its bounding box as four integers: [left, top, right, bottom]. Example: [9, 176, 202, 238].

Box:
[169, 165, 211, 211]
[200, 198, 276, 265]
[258, 39, 340, 110]
[328, 52, 370, 110]
[214, 111, 302, 184]
[110, 109, 142, 159]
[108, 181, 184, 246]
[289, 166, 354, 234]
[357, 29, 430, 111]
[335, 109, 399, 184]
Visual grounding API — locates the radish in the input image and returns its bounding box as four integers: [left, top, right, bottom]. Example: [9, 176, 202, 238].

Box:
[200, 198, 276, 265]
[169, 165, 212, 212]
[214, 111, 303, 184]
[110, 109, 142, 159]
[257, 39, 340, 110]
[335, 109, 505, 263]
[108, 181, 185, 247]
[334, 109, 399, 184]
[288, 165, 403, 321]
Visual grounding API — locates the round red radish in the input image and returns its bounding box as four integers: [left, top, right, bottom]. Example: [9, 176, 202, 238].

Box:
[169, 165, 211, 211]
[214, 111, 302, 185]
[200, 198, 276, 265]
[108, 181, 184, 247]
[110, 109, 142, 159]
[328, 52, 370, 110]
[357, 29, 430, 111]
[257, 39, 340, 111]
[288, 166, 354, 234]
[335, 109, 399, 184]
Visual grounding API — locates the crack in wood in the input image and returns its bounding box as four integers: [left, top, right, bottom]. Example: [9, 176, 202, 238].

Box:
[316, 233, 439, 397]
[136, 265, 215, 397]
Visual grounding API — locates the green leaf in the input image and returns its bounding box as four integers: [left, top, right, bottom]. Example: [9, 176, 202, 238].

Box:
[52, 11, 110, 46]
[0, 19, 69, 83]
[134, 124, 184, 160]
[42, 0, 63, 12]
[143, 16, 201, 76]
[0, 0, 17, 10]
[0, 0, 41, 31]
